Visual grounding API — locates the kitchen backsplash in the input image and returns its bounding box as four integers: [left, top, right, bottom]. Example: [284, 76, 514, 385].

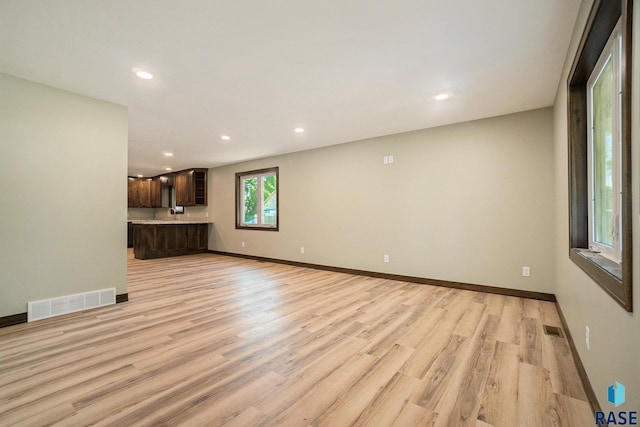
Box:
[127, 208, 155, 219]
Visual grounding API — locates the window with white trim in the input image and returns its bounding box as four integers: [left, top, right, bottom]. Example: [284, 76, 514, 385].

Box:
[235, 167, 278, 230]
[587, 21, 622, 263]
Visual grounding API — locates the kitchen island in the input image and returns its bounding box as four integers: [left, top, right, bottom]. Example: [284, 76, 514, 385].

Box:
[129, 219, 210, 260]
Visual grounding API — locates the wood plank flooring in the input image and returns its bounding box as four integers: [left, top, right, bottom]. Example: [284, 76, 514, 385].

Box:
[0, 251, 594, 426]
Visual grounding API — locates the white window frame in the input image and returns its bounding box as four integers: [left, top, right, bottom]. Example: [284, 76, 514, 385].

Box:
[586, 20, 622, 263]
[236, 167, 278, 230]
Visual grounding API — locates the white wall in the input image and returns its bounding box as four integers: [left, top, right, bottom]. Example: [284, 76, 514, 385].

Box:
[0, 73, 128, 317]
[209, 108, 555, 294]
[553, 0, 640, 408]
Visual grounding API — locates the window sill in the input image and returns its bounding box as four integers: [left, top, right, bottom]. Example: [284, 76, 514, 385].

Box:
[569, 248, 628, 309]
[235, 225, 279, 232]
[573, 248, 622, 278]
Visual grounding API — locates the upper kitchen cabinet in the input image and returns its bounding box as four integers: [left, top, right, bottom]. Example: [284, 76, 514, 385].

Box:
[127, 177, 139, 207]
[175, 169, 207, 206]
[150, 177, 162, 207]
[174, 170, 191, 206]
[138, 178, 151, 207]
[158, 173, 174, 187]
[128, 177, 162, 208]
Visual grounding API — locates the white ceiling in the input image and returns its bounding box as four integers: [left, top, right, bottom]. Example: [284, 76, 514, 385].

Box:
[0, 0, 581, 176]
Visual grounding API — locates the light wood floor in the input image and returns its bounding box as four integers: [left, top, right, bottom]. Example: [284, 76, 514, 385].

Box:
[0, 251, 593, 426]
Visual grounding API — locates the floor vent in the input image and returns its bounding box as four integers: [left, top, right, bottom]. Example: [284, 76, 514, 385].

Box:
[27, 288, 116, 322]
[543, 325, 564, 338]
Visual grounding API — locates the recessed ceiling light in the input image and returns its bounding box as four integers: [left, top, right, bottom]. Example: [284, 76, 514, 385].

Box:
[165, 167, 172, 171]
[137, 174, 144, 178]
[135, 70, 154, 80]
[294, 128, 305, 133]
[221, 135, 231, 141]
[434, 93, 450, 101]
[164, 152, 173, 157]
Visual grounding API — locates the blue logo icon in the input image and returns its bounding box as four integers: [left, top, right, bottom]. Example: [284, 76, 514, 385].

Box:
[596, 382, 636, 424]
[608, 381, 626, 407]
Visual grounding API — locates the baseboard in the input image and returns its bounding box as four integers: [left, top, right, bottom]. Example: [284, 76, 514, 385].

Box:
[0, 292, 130, 329]
[207, 250, 557, 302]
[0, 312, 28, 328]
[555, 301, 601, 416]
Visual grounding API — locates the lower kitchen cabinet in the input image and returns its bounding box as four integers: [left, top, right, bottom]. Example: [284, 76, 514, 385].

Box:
[132, 223, 208, 259]
[127, 222, 133, 248]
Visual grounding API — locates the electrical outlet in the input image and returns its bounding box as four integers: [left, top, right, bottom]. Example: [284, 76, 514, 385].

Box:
[300, 247, 305, 254]
[241, 241, 245, 248]
[586, 326, 590, 350]
[383, 254, 389, 263]
[522, 266, 530, 277]
[388, 155, 394, 164]
[383, 156, 389, 164]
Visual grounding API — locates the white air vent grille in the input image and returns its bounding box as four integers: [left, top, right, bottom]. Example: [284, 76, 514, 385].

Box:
[27, 288, 116, 322]
[50, 297, 68, 316]
[85, 292, 100, 309]
[30, 300, 51, 321]
[100, 289, 116, 305]
[68, 295, 84, 312]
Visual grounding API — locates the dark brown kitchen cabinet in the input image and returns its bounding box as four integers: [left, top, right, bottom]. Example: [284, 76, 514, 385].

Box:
[127, 178, 139, 207]
[194, 170, 207, 205]
[150, 177, 162, 207]
[128, 177, 162, 208]
[138, 179, 151, 207]
[132, 223, 208, 259]
[174, 170, 192, 206]
[158, 173, 174, 187]
[175, 168, 207, 206]
[127, 222, 134, 248]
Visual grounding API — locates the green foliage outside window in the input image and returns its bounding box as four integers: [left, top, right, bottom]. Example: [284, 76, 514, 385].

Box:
[592, 56, 614, 247]
[243, 174, 277, 223]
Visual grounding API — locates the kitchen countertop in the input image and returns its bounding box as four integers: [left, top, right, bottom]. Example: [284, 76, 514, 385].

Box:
[128, 219, 211, 225]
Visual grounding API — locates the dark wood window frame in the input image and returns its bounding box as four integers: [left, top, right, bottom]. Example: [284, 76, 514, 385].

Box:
[235, 167, 279, 231]
[567, 0, 633, 311]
